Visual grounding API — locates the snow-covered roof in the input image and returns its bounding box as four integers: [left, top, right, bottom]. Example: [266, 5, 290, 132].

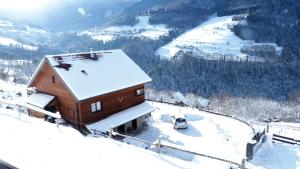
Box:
[22, 102, 61, 119]
[87, 101, 155, 132]
[26, 93, 55, 108]
[29, 49, 152, 101]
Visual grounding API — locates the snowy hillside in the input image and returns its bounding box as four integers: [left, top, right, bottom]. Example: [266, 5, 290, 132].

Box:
[0, 79, 300, 169]
[157, 15, 282, 61]
[0, 108, 201, 169]
[81, 16, 170, 42]
[0, 37, 38, 51]
[0, 19, 49, 47]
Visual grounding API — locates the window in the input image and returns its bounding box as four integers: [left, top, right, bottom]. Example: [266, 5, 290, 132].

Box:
[52, 76, 55, 83]
[91, 101, 102, 113]
[136, 88, 144, 96]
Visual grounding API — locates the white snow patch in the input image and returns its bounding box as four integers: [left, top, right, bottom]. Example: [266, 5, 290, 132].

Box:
[26, 93, 55, 108]
[0, 20, 13, 27]
[25, 26, 47, 34]
[81, 16, 170, 41]
[172, 92, 187, 105]
[197, 97, 210, 108]
[0, 37, 38, 50]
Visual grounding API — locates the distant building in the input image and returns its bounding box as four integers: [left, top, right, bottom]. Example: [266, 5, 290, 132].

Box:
[27, 49, 154, 134]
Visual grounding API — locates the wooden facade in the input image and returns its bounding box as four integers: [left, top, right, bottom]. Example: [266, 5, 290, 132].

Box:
[29, 60, 146, 125]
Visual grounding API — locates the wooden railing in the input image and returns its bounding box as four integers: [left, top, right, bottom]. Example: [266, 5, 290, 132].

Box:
[273, 134, 300, 145]
[90, 127, 248, 169]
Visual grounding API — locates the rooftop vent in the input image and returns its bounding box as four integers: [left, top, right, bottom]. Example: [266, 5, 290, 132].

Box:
[81, 69, 88, 75]
[53, 56, 63, 61]
[55, 62, 72, 71]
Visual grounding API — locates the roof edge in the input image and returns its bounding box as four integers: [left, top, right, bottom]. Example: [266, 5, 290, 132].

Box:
[27, 58, 46, 87]
[45, 49, 123, 58]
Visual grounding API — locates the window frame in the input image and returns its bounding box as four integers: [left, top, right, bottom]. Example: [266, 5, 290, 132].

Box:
[91, 101, 102, 113]
[136, 88, 145, 96]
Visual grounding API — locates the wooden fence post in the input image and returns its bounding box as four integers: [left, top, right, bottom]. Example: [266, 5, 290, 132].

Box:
[156, 136, 162, 153]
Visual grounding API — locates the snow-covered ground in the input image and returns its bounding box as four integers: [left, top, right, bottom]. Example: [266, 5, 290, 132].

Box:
[156, 15, 282, 61]
[81, 16, 170, 42]
[0, 79, 300, 169]
[250, 139, 300, 169]
[0, 107, 201, 169]
[124, 102, 253, 168]
[0, 37, 38, 50]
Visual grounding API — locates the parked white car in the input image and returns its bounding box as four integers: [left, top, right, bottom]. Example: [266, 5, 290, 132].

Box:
[171, 114, 188, 129]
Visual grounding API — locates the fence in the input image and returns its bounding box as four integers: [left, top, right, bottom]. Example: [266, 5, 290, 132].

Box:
[273, 134, 300, 145]
[91, 128, 248, 169]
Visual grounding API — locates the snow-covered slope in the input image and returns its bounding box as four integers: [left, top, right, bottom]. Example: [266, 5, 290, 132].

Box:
[0, 79, 300, 169]
[81, 16, 170, 42]
[0, 108, 201, 169]
[0, 37, 38, 51]
[0, 19, 49, 48]
[157, 15, 282, 61]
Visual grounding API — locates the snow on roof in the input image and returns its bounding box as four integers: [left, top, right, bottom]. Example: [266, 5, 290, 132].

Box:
[87, 101, 155, 132]
[26, 93, 55, 108]
[22, 102, 61, 118]
[45, 49, 152, 101]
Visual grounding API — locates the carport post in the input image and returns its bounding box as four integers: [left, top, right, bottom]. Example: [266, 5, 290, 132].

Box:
[109, 126, 113, 139]
[240, 158, 246, 169]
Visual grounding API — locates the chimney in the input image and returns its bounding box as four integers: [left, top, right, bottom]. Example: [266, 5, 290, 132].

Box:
[90, 48, 93, 58]
[90, 48, 98, 60]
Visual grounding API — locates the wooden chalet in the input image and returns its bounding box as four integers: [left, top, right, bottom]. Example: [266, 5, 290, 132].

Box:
[26, 49, 154, 134]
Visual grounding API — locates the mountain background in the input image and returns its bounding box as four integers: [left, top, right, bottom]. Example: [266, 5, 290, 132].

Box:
[0, 0, 300, 121]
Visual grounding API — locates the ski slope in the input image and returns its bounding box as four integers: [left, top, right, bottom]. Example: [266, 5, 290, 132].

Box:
[157, 15, 282, 61]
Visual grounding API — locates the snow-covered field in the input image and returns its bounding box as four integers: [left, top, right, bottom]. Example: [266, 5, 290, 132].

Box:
[156, 15, 282, 61]
[0, 19, 48, 48]
[81, 16, 170, 42]
[0, 79, 300, 169]
[0, 37, 38, 50]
